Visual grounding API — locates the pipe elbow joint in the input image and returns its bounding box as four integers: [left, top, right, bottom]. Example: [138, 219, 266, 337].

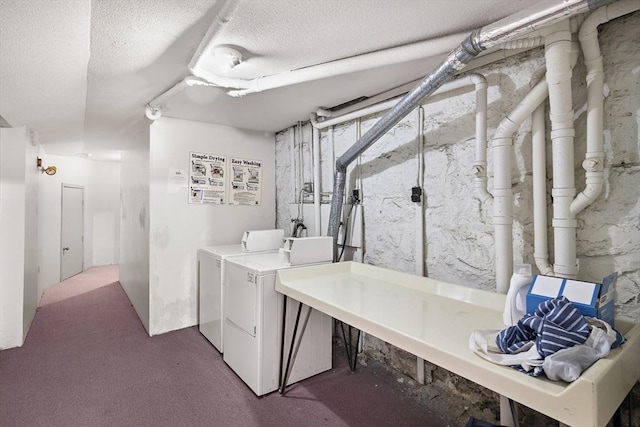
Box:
[469, 73, 487, 89]
[309, 113, 321, 128]
[571, 182, 604, 215]
[145, 105, 162, 121]
[316, 108, 332, 118]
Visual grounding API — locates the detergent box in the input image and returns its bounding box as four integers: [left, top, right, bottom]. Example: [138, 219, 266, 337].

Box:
[526, 273, 617, 326]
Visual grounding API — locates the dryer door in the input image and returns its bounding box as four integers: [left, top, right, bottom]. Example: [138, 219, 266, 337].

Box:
[225, 264, 258, 337]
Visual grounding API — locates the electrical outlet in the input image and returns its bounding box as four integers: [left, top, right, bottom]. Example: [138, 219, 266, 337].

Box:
[411, 186, 422, 203]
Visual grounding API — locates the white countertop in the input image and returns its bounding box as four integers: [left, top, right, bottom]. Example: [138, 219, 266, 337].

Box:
[275, 261, 640, 427]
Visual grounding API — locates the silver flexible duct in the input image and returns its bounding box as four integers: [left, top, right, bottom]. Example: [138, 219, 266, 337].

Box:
[327, 0, 615, 260]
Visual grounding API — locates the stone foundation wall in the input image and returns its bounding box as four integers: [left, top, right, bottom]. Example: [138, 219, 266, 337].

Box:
[275, 11, 640, 425]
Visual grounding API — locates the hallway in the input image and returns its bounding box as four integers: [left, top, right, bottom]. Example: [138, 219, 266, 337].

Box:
[0, 266, 450, 427]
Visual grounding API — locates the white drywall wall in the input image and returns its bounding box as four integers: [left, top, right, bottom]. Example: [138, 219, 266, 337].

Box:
[36, 152, 120, 294]
[149, 117, 275, 336]
[119, 124, 151, 333]
[37, 152, 92, 291]
[0, 127, 27, 349]
[23, 128, 39, 339]
[0, 126, 38, 349]
[92, 160, 121, 266]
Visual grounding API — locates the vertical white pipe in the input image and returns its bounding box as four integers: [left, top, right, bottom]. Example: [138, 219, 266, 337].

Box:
[492, 79, 549, 294]
[416, 107, 425, 277]
[572, 0, 640, 214]
[500, 395, 517, 427]
[545, 21, 578, 279]
[313, 127, 322, 236]
[532, 104, 555, 275]
[299, 122, 305, 202]
[290, 127, 297, 209]
[355, 119, 363, 197]
[416, 107, 426, 385]
[471, 75, 491, 202]
[354, 119, 363, 263]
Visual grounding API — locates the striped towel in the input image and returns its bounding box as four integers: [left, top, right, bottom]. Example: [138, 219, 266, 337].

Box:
[496, 296, 590, 376]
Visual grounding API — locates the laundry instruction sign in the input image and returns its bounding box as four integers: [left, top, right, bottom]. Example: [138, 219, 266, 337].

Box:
[229, 157, 262, 206]
[189, 152, 227, 204]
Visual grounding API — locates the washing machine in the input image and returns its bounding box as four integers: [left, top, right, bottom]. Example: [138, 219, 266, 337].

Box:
[198, 229, 284, 352]
[223, 236, 333, 396]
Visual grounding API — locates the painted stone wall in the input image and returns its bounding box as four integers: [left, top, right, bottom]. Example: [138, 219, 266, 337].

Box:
[275, 11, 639, 425]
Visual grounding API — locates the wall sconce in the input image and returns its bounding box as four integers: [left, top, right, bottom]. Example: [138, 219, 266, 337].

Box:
[37, 157, 57, 175]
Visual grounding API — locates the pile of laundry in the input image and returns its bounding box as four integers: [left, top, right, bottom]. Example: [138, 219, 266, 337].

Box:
[470, 296, 625, 382]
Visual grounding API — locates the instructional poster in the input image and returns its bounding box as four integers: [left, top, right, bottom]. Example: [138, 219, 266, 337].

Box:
[229, 157, 262, 206]
[189, 152, 227, 204]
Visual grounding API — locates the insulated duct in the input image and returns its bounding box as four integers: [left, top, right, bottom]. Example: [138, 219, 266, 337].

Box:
[327, 0, 615, 260]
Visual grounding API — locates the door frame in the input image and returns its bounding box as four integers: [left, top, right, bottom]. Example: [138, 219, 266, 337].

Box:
[60, 183, 85, 281]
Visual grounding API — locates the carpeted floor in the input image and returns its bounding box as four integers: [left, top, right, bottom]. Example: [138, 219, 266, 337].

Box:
[0, 265, 451, 427]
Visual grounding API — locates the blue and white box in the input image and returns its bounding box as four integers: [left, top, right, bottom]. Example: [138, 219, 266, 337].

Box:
[526, 273, 617, 326]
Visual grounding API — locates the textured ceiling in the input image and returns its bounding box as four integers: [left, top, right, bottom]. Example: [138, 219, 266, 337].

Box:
[0, 0, 536, 160]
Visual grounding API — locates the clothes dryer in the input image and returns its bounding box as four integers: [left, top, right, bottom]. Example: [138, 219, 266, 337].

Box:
[223, 239, 332, 396]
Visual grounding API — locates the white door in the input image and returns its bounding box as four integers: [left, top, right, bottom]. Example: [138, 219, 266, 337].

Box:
[61, 184, 84, 281]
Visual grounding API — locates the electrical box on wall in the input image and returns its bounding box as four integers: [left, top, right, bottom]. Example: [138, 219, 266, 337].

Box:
[337, 204, 363, 248]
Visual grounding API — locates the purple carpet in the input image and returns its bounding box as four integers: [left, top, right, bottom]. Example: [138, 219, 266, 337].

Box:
[0, 266, 450, 427]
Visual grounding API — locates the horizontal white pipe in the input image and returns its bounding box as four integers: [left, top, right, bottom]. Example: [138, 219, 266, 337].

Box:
[311, 74, 487, 130]
[146, 78, 190, 116]
[318, 47, 536, 121]
[571, 0, 640, 215]
[146, 0, 238, 116]
[532, 103, 555, 275]
[220, 32, 469, 97]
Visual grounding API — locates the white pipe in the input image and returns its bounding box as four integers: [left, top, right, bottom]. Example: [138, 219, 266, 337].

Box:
[416, 106, 426, 385]
[317, 69, 490, 121]
[416, 107, 425, 277]
[311, 74, 491, 202]
[312, 126, 321, 236]
[146, 0, 239, 117]
[311, 74, 488, 129]
[545, 21, 578, 279]
[315, 47, 535, 121]
[298, 123, 304, 204]
[532, 103, 555, 275]
[493, 79, 549, 294]
[219, 32, 469, 97]
[355, 119, 362, 198]
[470, 75, 491, 202]
[146, 78, 190, 118]
[572, 0, 640, 215]
[290, 127, 297, 212]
